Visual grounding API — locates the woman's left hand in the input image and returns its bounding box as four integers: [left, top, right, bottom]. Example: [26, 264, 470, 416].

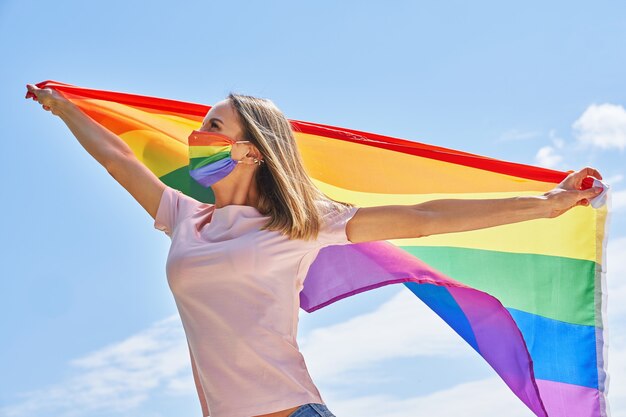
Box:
[542, 166, 604, 218]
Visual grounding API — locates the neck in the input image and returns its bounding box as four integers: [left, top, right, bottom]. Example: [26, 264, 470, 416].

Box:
[212, 170, 260, 209]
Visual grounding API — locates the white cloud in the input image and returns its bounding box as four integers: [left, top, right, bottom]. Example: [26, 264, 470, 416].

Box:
[533, 129, 568, 168]
[300, 289, 475, 381]
[573, 103, 626, 151]
[535, 145, 563, 168]
[325, 376, 535, 417]
[164, 375, 197, 396]
[0, 315, 191, 417]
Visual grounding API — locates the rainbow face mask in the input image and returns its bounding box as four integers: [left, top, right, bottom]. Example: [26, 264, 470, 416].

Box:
[187, 130, 251, 187]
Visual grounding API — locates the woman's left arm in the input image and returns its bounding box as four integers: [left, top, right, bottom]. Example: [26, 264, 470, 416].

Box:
[346, 167, 604, 244]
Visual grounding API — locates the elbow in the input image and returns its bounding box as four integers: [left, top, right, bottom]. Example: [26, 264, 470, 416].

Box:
[104, 158, 120, 178]
[410, 206, 437, 239]
[104, 151, 133, 176]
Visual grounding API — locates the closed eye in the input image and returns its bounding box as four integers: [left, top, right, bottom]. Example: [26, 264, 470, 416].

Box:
[200, 117, 223, 131]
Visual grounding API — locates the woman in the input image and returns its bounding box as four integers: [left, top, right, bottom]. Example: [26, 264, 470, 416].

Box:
[26, 84, 604, 417]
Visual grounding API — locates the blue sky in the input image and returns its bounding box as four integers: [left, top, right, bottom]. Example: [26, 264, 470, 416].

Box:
[1, 1, 625, 416]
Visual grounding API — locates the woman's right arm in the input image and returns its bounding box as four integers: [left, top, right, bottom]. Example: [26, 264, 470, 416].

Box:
[26, 84, 166, 220]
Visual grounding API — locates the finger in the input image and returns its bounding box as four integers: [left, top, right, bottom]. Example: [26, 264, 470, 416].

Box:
[571, 167, 599, 189]
[25, 84, 39, 100]
[568, 169, 586, 189]
[581, 166, 602, 180]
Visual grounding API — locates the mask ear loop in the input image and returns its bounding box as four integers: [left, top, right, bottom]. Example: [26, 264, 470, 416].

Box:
[233, 141, 265, 166]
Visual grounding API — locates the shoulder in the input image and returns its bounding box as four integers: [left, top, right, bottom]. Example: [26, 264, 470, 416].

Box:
[313, 199, 360, 245]
[314, 199, 352, 216]
[154, 186, 212, 237]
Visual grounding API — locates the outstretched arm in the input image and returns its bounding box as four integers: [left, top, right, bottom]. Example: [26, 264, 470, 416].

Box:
[345, 167, 604, 243]
[26, 84, 166, 221]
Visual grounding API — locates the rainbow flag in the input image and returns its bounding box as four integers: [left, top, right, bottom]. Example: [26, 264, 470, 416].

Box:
[28, 80, 610, 417]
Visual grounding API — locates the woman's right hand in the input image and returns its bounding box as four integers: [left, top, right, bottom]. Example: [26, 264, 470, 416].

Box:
[25, 84, 69, 116]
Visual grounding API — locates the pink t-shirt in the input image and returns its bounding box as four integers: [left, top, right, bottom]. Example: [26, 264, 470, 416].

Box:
[154, 186, 359, 417]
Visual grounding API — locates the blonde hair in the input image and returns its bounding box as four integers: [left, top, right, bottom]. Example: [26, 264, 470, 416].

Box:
[227, 92, 354, 241]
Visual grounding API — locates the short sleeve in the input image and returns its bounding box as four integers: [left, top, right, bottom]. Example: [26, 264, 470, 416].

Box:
[317, 205, 360, 247]
[154, 186, 204, 237]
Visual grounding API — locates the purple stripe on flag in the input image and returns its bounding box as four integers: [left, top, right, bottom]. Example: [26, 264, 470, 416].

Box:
[449, 286, 547, 416]
[535, 379, 601, 417]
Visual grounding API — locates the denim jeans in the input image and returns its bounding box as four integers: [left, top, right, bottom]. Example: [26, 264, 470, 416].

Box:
[287, 402, 337, 417]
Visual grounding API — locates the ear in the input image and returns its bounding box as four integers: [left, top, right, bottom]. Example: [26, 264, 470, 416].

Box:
[249, 144, 264, 161]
